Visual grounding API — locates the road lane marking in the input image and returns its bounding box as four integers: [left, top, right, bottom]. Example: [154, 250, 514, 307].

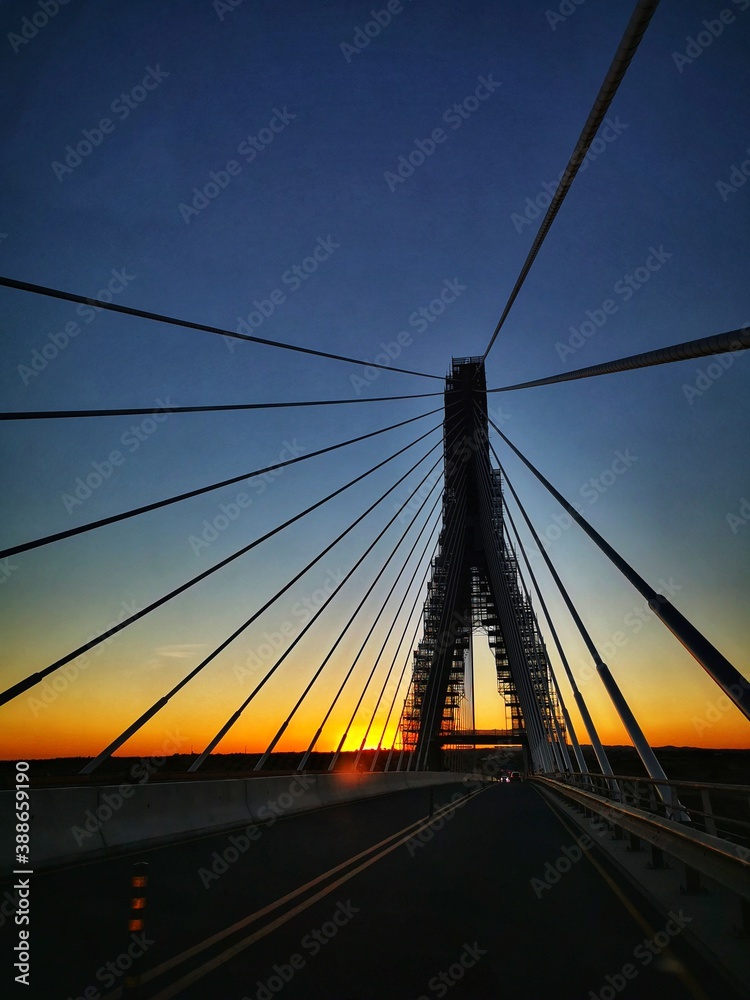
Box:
[539, 790, 711, 1000]
[115, 783, 489, 999]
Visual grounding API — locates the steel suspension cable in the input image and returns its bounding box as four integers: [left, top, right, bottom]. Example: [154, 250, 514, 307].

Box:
[412, 478, 470, 771]
[189, 451, 445, 771]
[386, 678, 415, 772]
[0, 408, 441, 561]
[501, 496, 586, 774]
[376, 401, 476, 771]
[363, 537, 441, 773]
[471, 448, 555, 772]
[481, 0, 660, 363]
[499, 516, 567, 770]
[80, 441, 444, 774]
[0, 274, 443, 380]
[2, 424, 442, 710]
[494, 454, 676, 804]
[488, 417, 750, 723]
[500, 521, 572, 773]
[489, 445, 675, 801]
[485, 325, 750, 394]
[0, 392, 444, 421]
[298, 489, 444, 771]
[258, 475, 444, 771]
[487, 445, 613, 777]
[333, 519, 442, 772]
[400, 680, 418, 771]
[472, 428, 559, 772]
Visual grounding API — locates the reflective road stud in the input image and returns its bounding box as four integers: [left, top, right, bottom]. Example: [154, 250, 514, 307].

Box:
[124, 861, 148, 994]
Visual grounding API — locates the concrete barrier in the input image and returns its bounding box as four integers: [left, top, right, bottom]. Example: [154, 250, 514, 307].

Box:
[10, 786, 107, 865]
[317, 772, 365, 808]
[246, 773, 324, 824]
[0, 771, 483, 871]
[101, 779, 251, 850]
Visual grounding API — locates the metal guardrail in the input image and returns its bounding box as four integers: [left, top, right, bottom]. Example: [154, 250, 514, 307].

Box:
[542, 769, 750, 846]
[531, 773, 750, 907]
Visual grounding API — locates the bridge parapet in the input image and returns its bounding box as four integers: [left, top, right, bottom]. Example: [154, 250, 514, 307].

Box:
[0, 770, 484, 872]
[546, 769, 750, 841]
[532, 773, 750, 995]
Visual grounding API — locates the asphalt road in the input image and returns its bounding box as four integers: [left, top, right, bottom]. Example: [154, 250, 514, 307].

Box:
[1, 780, 744, 1000]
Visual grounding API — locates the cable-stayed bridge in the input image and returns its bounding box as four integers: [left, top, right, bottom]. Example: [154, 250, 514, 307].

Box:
[0, 1, 749, 997]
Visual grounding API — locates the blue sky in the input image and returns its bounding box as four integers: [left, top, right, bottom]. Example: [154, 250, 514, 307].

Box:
[0, 0, 748, 758]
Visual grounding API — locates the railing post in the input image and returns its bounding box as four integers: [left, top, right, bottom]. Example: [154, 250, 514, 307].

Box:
[700, 789, 718, 836]
[647, 843, 668, 869]
[682, 864, 705, 895]
[627, 831, 642, 853]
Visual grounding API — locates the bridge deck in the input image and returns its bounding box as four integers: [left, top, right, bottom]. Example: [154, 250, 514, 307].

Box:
[10, 782, 741, 999]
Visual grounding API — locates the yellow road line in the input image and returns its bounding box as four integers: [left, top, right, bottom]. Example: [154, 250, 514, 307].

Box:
[127, 783, 489, 999]
[540, 790, 711, 1000]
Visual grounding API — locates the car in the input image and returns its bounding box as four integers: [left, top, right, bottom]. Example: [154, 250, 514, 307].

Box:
[510, 771, 522, 782]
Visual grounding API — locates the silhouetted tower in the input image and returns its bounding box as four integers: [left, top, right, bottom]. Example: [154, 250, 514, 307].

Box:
[402, 358, 566, 771]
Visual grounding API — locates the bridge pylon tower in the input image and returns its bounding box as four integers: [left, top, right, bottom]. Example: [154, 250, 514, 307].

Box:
[402, 357, 568, 772]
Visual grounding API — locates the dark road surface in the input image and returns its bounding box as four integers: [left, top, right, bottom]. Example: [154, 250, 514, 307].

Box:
[1, 780, 744, 1000]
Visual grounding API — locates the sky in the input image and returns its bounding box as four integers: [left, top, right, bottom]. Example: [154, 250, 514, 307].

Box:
[0, 0, 748, 763]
